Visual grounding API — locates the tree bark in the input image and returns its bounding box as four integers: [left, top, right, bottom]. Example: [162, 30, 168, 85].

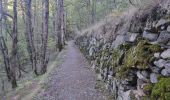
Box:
[24, 0, 38, 75]
[0, 0, 11, 82]
[56, 0, 65, 51]
[41, 0, 49, 74]
[10, 0, 18, 89]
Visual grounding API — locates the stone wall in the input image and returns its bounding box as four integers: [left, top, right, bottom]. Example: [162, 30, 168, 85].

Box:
[75, 2, 170, 100]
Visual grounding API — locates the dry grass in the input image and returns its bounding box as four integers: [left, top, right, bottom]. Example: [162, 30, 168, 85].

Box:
[79, 0, 169, 40]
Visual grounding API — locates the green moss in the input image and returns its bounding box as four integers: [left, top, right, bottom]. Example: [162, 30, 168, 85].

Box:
[165, 92, 170, 100]
[119, 43, 133, 51]
[123, 40, 161, 70]
[151, 78, 170, 100]
[143, 84, 154, 95]
[141, 96, 150, 100]
[112, 49, 121, 67]
[130, 91, 138, 100]
[148, 44, 161, 52]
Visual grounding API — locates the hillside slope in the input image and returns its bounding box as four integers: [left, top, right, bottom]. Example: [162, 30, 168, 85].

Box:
[76, 1, 170, 100]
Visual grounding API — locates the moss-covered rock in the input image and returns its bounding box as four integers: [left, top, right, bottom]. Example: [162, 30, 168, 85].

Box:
[151, 78, 170, 100]
[111, 49, 123, 67]
[123, 40, 161, 70]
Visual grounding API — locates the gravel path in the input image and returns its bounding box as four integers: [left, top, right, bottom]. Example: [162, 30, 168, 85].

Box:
[35, 41, 106, 100]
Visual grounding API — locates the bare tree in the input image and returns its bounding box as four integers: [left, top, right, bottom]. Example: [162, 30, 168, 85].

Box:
[56, 0, 65, 51]
[0, 0, 11, 80]
[24, 0, 38, 75]
[41, 0, 49, 74]
[10, 0, 18, 88]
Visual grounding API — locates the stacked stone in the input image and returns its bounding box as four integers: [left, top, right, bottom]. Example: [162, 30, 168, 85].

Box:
[75, 2, 170, 100]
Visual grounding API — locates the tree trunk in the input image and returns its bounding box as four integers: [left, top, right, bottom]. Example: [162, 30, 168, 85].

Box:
[0, 0, 13, 82]
[24, 0, 38, 75]
[10, 0, 18, 89]
[41, 0, 49, 74]
[56, 0, 65, 51]
[91, 0, 96, 24]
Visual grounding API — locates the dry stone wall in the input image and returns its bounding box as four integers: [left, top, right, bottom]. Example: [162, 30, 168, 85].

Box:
[76, 2, 170, 100]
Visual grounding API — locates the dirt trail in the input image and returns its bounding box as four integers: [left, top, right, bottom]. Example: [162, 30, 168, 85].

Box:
[35, 41, 106, 100]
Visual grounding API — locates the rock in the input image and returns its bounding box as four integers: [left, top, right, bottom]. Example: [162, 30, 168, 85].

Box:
[167, 41, 170, 46]
[157, 31, 170, 44]
[161, 69, 170, 76]
[137, 79, 145, 86]
[117, 90, 131, 100]
[161, 49, 170, 59]
[167, 25, 170, 32]
[137, 71, 149, 82]
[156, 19, 167, 28]
[154, 59, 167, 68]
[150, 73, 158, 83]
[108, 75, 113, 80]
[150, 67, 160, 74]
[97, 74, 102, 80]
[112, 35, 128, 48]
[162, 61, 170, 76]
[112, 80, 117, 95]
[89, 47, 95, 56]
[154, 53, 160, 58]
[142, 31, 158, 41]
[109, 71, 114, 76]
[127, 33, 139, 42]
[165, 62, 170, 68]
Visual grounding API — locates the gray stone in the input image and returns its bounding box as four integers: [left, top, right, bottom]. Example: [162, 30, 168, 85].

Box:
[161, 49, 170, 59]
[108, 75, 112, 80]
[164, 61, 170, 76]
[89, 47, 95, 56]
[157, 31, 170, 44]
[117, 90, 131, 100]
[127, 33, 139, 42]
[150, 67, 160, 74]
[97, 74, 102, 81]
[109, 71, 113, 76]
[150, 73, 158, 83]
[165, 62, 170, 69]
[154, 59, 167, 68]
[161, 69, 170, 76]
[112, 35, 128, 48]
[156, 19, 167, 28]
[137, 79, 145, 86]
[137, 71, 148, 82]
[167, 41, 170, 46]
[154, 53, 160, 58]
[142, 31, 158, 41]
[167, 25, 170, 32]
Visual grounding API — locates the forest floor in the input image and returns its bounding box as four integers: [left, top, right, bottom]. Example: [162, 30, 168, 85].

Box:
[3, 41, 108, 100]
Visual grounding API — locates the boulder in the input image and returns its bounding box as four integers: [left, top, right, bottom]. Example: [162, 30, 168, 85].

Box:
[150, 73, 158, 83]
[157, 31, 170, 44]
[142, 31, 158, 41]
[161, 49, 170, 59]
